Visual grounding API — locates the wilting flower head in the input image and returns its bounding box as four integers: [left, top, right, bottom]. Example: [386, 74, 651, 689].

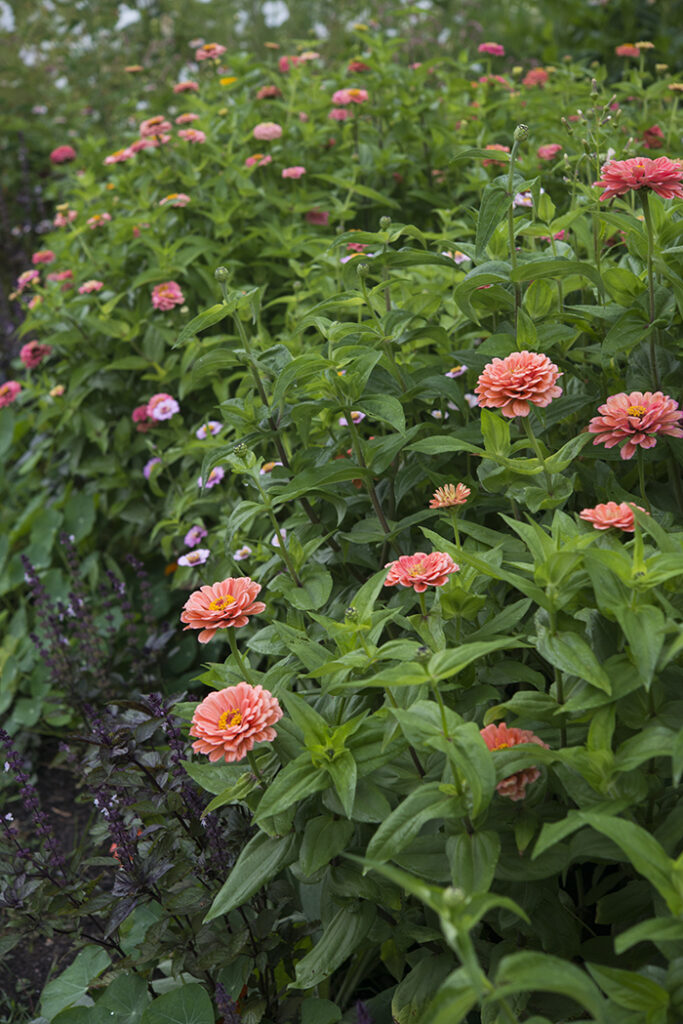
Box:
[480, 722, 549, 801]
[587, 391, 683, 460]
[339, 410, 366, 426]
[615, 43, 640, 57]
[579, 501, 648, 532]
[17, 270, 40, 290]
[151, 281, 185, 310]
[20, 341, 52, 368]
[104, 148, 135, 164]
[348, 60, 371, 72]
[475, 350, 562, 418]
[282, 165, 306, 179]
[329, 107, 350, 121]
[198, 466, 225, 489]
[445, 364, 468, 378]
[147, 392, 180, 421]
[78, 280, 103, 294]
[253, 121, 282, 140]
[429, 483, 471, 509]
[332, 88, 369, 105]
[196, 421, 223, 439]
[184, 524, 208, 548]
[245, 152, 272, 168]
[181, 577, 266, 642]
[595, 156, 683, 201]
[642, 125, 664, 150]
[189, 682, 282, 762]
[50, 145, 77, 164]
[132, 404, 151, 431]
[195, 42, 226, 61]
[175, 112, 200, 125]
[178, 128, 206, 143]
[233, 545, 252, 561]
[32, 250, 55, 266]
[257, 84, 282, 99]
[523, 68, 549, 87]
[178, 548, 210, 567]
[478, 42, 505, 56]
[174, 80, 199, 93]
[87, 213, 112, 228]
[538, 143, 562, 160]
[305, 208, 329, 225]
[384, 551, 459, 592]
[143, 457, 161, 480]
[139, 116, 173, 138]
[0, 382, 21, 407]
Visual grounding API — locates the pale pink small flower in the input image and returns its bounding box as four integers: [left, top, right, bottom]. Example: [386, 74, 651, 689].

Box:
[139, 116, 172, 138]
[54, 209, 77, 227]
[245, 152, 272, 168]
[195, 421, 223, 439]
[328, 108, 349, 121]
[198, 466, 225, 489]
[189, 682, 282, 761]
[481, 722, 549, 801]
[78, 280, 103, 294]
[271, 529, 287, 548]
[0, 381, 21, 407]
[579, 501, 648, 532]
[147, 393, 180, 421]
[104, 148, 135, 164]
[478, 42, 505, 56]
[441, 250, 470, 265]
[20, 341, 52, 368]
[87, 213, 112, 228]
[181, 577, 266, 642]
[587, 391, 683, 460]
[175, 112, 200, 124]
[339, 411, 366, 426]
[475, 350, 562, 418]
[332, 88, 368, 105]
[445, 364, 468, 378]
[143, 457, 161, 480]
[17, 270, 40, 290]
[185, 525, 208, 548]
[538, 143, 562, 160]
[151, 281, 184, 310]
[513, 190, 534, 208]
[159, 193, 191, 207]
[298, 111, 309, 122]
[431, 409, 449, 420]
[233, 545, 252, 561]
[429, 483, 470, 508]
[253, 121, 282, 141]
[178, 128, 206, 143]
[595, 156, 683, 201]
[195, 42, 226, 61]
[174, 81, 199, 93]
[384, 551, 459, 593]
[32, 250, 55, 266]
[178, 548, 211, 567]
[282, 165, 306, 179]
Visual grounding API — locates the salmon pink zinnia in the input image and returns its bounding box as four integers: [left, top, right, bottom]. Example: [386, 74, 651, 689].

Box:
[579, 502, 648, 532]
[282, 166, 306, 179]
[181, 577, 266, 642]
[195, 42, 226, 61]
[20, 341, 52, 368]
[595, 156, 683, 201]
[538, 143, 562, 160]
[475, 351, 562, 418]
[480, 722, 549, 801]
[0, 382, 21, 407]
[332, 88, 369, 105]
[587, 391, 683, 460]
[384, 552, 459, 592]
[151, 281, 185, 310]
[253, 121, 282, 140]
[429, 483, 471, 509]
[189, 682, 282, 762]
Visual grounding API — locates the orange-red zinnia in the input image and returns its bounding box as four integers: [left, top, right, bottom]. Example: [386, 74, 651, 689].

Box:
[480, 722, 549, 801]
[180, 577, 266, 643]
[475, 350, 562, 418]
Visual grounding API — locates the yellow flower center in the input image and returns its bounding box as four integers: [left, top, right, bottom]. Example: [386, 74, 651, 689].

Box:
[186, 552, 201, 564]
[220, 76, 237, 85]
[218, 709, 243, 730]
[208, 594, 236, 611]
[450, 365, 462, 374]
[408, 562, 425, 576]
[492, 742, 510, 751]
[627, 405, 646, 418]
[262, 461, 277, 473]
[349, 88, 363, 97]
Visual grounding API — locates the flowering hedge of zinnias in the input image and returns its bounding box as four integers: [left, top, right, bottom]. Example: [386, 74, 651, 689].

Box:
[3, 23, 683, 1024]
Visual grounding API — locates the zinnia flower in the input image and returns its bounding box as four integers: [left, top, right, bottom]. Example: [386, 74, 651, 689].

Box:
[132, 404, 151, 432]
[151, 281, 185, 310]
[195, 42, 226, 61]
[0, 382, 21, 407]
[195, 421, 223, 439]
[104, 148, 135, 164]
[348, 60, 371, 72]
[305, 209, 329, 225]
[429, 483, 471, 509]
[20, 341, 52, 369]
[478, 42, 505, 56]
[78, 280, 103, 294]
[184, 525, 208, 548]
[482, 143, 510, 167]
[257, 85, 282, 99]
[384, 552, 459, 592]
[181, 577, 266, 642]
[523, 68, 549, 87]
[189, 682, 282, 762]
[178, 128, 206, 143]
[480, 722, 549, 801]
[87, 213, 112, 228]
[159, 193, 191, 207]
[54, 208, 77, 227]
[253, 121, 282, 140]
[50, 385, 65, 398]
[579, 501, 648, 532]
[143, 457, 161, 479]
[329, 108, 350, 121]
[198, 466, 225, 489]
[50, 145, 77, 164]
[595, 156, 683, 201]
[475, 350, 562, 418]
[642, 125, 664, 150]
[587, 391, 683, 460]
[175, 112, 200, 124]
[147, 392, 180, 421]
[445, 364, 468, 377]
[178, 548, 210, 567]
[245, 152, 272, 168]
[233, 545, 252, 561]
[174, 81, 199, 93]
[47, 270, 74, 289]
[538, 143, 562, 160]
[339, 411, 366, 426]
[32, 250, 55, 266]
[282, 166, 306, 179]
[139, 116, 172, 138]
[17, 270, 40, 290]
[615, 44, 640, 57]
[260, 461, 283, 475]
[332, 88, 369, 105]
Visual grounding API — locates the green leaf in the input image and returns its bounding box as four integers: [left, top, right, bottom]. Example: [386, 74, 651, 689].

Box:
[422, 968, 478, 1024]
[253, 754, 328, 823]
[480, 409, 511, 456]
[366, 784, 459, 864]
[356, 394, 405, 433]
[299, 816, 355, 876]
[614, 604, 667, 687]
[510, 257, 603, 291]
[448, 831, 501, 895]
[40, 947, 111, 1020]
[282, 691, 328, 744]
[204, 831, 298, 921]
[427, 639, 529, 681]
[491, 952, 606, 1022]
[429, 724, 497, 818]
[300, 999, 342, 1024]
[173, 303, 231, 348]
[140, 984, 213, 1024]
[587, 963, 669, 1012]
[315, 173, 400, 208]
[536, 624, 611, 693]
[272, 354, 332, 408]
[615, 917, 683, 954]
[292, 904, 376, 989]
[325, 750, 357, 819]
[95, 972, 150, 1024]
[181, 760, 249, 796]
[475, 182, 510, 259]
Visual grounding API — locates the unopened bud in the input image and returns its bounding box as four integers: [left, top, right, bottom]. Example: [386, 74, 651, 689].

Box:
[379, 216, 392, 230]
[356, 262, 370, 278]
[416, 645, 430, 660]
[590, 78, 599, 96]
[513, 123, 529, 142]
[345, 606, 358, 621]
[214, 266, 230, 282]
[233, 442, 249, 457]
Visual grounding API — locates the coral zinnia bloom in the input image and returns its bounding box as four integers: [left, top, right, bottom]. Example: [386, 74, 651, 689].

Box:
[481, 722, 549, 801]
[482, 143, 510, 167]
[475, 350, 562, 418]
[78, 280, 103, 294]
[523, 68, 548, 87]
[0, 381, 21, 407]
[178, 128, 206, 143]
[195, 42, 226, 61]
[384, 552, 459, 592]
[181, 578, 266, 642]
[596, 156, 683, 201]
[579, 501, 648, 532]
[139, 116, 172, 138]
[32, 250, 55, 265]
[538, 143, 562, 160]
[615, 44, 640, 57]
[174, 81, 199, 93]
[587, 391, 683, 460]
[190, 682, 282, 762]
[151, 281, 185, 310]
[429, 483, 471, 508]
[332, 88, 369, 105]
[253, 121, 282, 140]
[245, 152, 272, 168]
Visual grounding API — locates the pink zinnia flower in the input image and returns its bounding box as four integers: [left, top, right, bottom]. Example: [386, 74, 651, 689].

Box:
[384, 551, 459, 593]
[32, 250, 55, 266]
[178, 128, 206, 143]
[328, 108, 350, 121]
[189, 682, 282, 762]
[332, 88, 368, 105]
[523, 68, 549, 87]
[17, 270, 40, 290]
[579, 502, 648, 532]
[445, 364, 468, 378]
[181, 577, 266, 642]
[47, 270, 74, 289]
[348, 60, 371, 72]
[538, 143, 562, 160]
[151, 281, 184, 310]
[159, 193, 191, 207]
[616, 44, 640, 57]
[195, 42, 226, 61]
[642, 125, 664, 150]
[132, 404, 152, 432]
[253, 121, 282, 140]
[475, 351, 562, 418]
[198, 466, 225, 489]
[233, 545, 252, 561]
[595, 156, 683, 201]
[282, 166, 306, 179]
[429, 484, 470, 509]
[104, 148, 135, 164]
[245, 152, 272, 168]
[339, 410, 365, 426]
[175, 112, 200, 124]
[50, 145, 77, 164]
[143, 457, 161, 479]
[441, 250, 470, 265]
[480, 722, 549, 801]
[184, 525, 208, 548]
[482, 143, 510, 167]
[257, 85, 282, 99]
[478, 42, 505, 56]
[305, 209, 329, 225]
[178, 548, 211, 567]
[54, 208, 77, 227]
[78, 280, 103, 294]
[587, 391, 683, 460]
[147, 392, 180, 421]
[139, 116, 172, 138]
[174, 81, 199, 93]
[195, 421, 223, 439]
[129, 138, 159, 153]
[0, 381, 21, 407]
[20, 341, 52, 369]
[87, 213, 111, 228]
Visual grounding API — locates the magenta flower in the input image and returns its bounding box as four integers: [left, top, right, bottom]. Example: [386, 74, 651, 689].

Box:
[478, 42, 505, 56]
[151, 281, 184, 310]
[20, 341, 52, 368]
[198, 466, 226, 489]
[195, 421, 223, 439]
[282, 166, 306, 179]
[178, 548, 211, 567]
[78, 280, 103, 294]
[50, 145, 77, 164]
[184, 525, 208, 548]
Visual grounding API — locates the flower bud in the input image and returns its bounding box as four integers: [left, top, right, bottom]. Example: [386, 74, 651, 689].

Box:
[356, 262, 370, 278]
[591, 78, 599, 96]
[233, 442, 249, 457]
[345, 606, 358, 621]
[379, 216, 392, 230]
[214, 266, 231, 282]
[513, 123, 529, 142]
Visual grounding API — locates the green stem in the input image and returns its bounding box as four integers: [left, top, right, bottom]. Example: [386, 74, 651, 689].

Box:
[449, 509, 461, 552]
[228, 628, 256, 685]
[252, 476, 302, 586]
[430, 681, 450, 740]
[637, 448, 652, 514]
[507, 138, 521, 322]
[418, 591, 427, 618]
[521, 416, 553, 494]
[247, 749, 266, 789]
[555, 671, 567, 748]
[346, 413, 398, 552]
[384, 687, 425, 777]
[640, 191, 661, 390]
